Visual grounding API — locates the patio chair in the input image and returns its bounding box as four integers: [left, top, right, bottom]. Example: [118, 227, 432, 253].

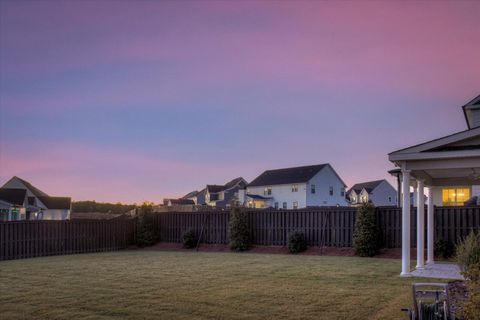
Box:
[402, 283, 452, 320]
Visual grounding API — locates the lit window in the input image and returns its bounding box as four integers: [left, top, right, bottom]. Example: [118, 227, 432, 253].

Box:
[282, 202, 287, 209]
[293, 201, 298, 209]
[329, 186, 333, 196]
[292, 185, 298, 192]
[442, 188, 470, 206]
[311, 185, 316, 194]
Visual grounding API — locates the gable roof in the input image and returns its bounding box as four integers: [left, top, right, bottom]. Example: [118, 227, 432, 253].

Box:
[2, 176, 49, 197]
[167, 198, 195, 205]
[206, 177, 247, 194]
[37, 196, 71, 210]
[348, 180, 384, 195]
[0, 188, 26, 206]
[463, 94, 480, 129]
[182, 190, 199, 199]
[248, 164, 345, 187]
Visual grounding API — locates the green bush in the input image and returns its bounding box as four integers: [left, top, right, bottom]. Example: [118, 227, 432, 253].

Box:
[288, 231, 307, 254]
[456, 231, 480, 272]
[135, 202, 157, 247]
[434, 237, 455, 259]
[229, 206, 250, 251]
[353, 203, 381, 257]
[462, 262, 480, 320]
[182, 229, 197, 249]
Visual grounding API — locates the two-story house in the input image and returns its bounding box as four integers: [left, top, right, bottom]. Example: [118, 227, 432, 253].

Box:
[181, 177, 247, 208]
[347, 179, 397, 206]
[240, 164, 348, 209]
[0, 176, 71, 221]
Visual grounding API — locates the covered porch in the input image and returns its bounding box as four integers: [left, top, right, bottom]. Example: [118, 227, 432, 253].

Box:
[389, 126, 480, 277]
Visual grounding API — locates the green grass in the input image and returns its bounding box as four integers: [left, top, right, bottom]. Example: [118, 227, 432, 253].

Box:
[0, 250, 443, 319]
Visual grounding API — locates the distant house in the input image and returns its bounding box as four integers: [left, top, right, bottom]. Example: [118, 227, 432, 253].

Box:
[163, 198, 195, 206]
[347, 179, 397, 206]
[0, 176, 71, 221]
[204, 177, 248, 208]
[181, 188, 207, 206]
[241, 164, 348, 209]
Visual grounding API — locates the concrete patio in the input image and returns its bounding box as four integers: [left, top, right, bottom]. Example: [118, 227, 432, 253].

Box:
[411, 263, 464, 280]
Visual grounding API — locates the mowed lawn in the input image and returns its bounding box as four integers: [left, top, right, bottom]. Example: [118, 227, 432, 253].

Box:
[0, 250, 440, 320]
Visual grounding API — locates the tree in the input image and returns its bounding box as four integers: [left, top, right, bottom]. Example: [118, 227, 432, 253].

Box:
[353, 203, 381, 257]
[229, 206, 250, 251]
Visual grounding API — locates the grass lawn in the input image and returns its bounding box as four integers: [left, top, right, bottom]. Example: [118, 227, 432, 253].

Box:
[0, 250, 444, 320]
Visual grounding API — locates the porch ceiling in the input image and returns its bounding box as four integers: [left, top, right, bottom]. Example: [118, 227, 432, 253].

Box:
[410, 165, 480, 186]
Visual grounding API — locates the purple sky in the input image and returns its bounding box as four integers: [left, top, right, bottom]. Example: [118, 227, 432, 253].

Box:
[1, 1, 479, 203]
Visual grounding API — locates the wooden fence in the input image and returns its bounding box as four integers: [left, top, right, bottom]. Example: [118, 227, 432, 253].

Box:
[0, 218, 136, 261]
[153, 206, 480, 248]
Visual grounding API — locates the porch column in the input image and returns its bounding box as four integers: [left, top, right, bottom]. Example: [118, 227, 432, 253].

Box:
[401, 169, 411, 276]
[427, 187, 435, 264]
[416, 179, 425, 269]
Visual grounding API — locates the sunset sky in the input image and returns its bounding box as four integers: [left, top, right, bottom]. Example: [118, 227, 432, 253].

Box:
[1, 1, 479, 203]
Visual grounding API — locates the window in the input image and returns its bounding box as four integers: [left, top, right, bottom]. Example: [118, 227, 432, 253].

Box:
[388, 196, 392, 203]
[282, 202, 287, 209]
[293, 201, 298, 209]
[361, 196, 367, 203]
[341, 188, 345, 197]
[352, 196, 356, 202]
[311, 184, 316, 194]
[274, 202, 279, 209]
[292, 185, 298, 192]
[442, 188, 470, 206]
[264, 187, 272, 196]
[329, 186, 333, 196]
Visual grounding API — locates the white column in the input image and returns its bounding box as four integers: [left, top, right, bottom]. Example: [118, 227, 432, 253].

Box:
[412, 185, 418, 207]
[401, 169, 411, 276]
[416, 179, 425, 269]
[427, 187, 435, 264]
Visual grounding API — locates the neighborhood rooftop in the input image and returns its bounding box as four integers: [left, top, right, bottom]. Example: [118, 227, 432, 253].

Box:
[248, 164, 332, 187]
[0, 188, 27, 206]
[348, 180, 385, 194]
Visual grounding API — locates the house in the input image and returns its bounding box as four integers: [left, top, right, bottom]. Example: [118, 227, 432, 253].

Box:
[241, 164, 348, 209]
[182, 188, 207, 205]
[347, 179, 397, 206]
[388, 94, 480, 276]
[163, 198, 196, 206]
[204, 177, 248, 207]
[0, 176, 71, 221]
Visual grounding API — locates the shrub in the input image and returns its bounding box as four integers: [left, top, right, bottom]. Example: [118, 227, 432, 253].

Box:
[135, 202, 157, 247]
[353, 203, 381, 257]
[462, 262, 480, 320]
[456, 231, 480, 272]
[434, 237, 455, 259]
[229, 206, 250, 251]
[288, 231, 307, 254]
[182, 230, 197, 249]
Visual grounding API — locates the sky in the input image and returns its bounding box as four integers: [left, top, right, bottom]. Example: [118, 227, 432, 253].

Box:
[0, 1, 479, 204]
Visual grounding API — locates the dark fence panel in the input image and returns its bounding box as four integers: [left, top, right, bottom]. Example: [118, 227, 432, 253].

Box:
[0, 218, 136, 261]
[153, 206, 480, 248]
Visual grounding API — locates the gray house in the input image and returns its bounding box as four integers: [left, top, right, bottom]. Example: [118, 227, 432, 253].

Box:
[347, 179, 397, 206]
[182, 177, 247, 208]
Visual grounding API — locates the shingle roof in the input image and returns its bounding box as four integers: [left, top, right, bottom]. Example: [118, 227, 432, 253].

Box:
[248, 164, 331, 187]
[206, 185, 225, 193]
[182, 190, 199, 199]
[13, 176, 49, 197]
[37, 196, 71, 209]
[348, 180, 385, 195]
[168, 198, 195, 205]
[206, 177, 247, 194]
[0, 188, 26, 206]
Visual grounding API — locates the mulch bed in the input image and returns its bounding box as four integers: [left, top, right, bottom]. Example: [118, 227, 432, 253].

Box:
[143, 242, 416, 259]
[448, 280, 468, 319]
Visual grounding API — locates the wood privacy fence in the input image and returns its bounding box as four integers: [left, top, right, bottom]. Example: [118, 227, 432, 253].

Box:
[154, 206, 480, 248]
[0, 218, 136, 261]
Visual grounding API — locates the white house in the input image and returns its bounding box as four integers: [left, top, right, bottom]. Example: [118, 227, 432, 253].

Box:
[347, 179, 397, 206]
[0, 176, 71, 221]
[240, 164, 348, 209]
[388, 94, 480, 276]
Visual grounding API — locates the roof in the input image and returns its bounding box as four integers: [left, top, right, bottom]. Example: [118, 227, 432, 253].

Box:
[248, 164, 342, 187]
[246, 194, 271, 200]
[11, 176, 49, 197]
[182, 190, 199, 199]
[0, 188, 26, 206]
[168, 198, 195, 205]
[206, 177, 247, 194]
[348, 180, 384, 195]
[37, 196, 71, 209]
[462, 94, 480, 129]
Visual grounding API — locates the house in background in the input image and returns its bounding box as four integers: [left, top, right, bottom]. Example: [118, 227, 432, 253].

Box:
[204, 177, 247, 208]
[181, 189, 206, 205]
[240, 164, 348, 209]
[347, 179, 397, 206]
[0, 176, 71, 221]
